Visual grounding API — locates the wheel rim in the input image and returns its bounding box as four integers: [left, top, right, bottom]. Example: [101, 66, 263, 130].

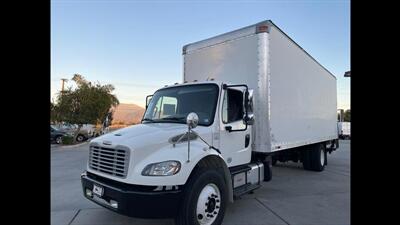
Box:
[77, 136, 83, 142]
[320, 149, 325, 166]
[196, 183, 221, 225]
[56, 137, 62, 144]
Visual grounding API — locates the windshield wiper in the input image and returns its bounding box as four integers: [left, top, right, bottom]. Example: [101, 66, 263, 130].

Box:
[143, 116, 186, 124]
[161, 116, 186, 121]
[142, 118, 156, 123]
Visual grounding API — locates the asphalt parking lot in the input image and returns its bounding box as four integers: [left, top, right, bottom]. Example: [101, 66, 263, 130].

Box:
[51, 140, 350, 225]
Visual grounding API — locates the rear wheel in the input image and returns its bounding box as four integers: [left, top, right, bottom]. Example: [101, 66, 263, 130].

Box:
[175, 169, 227, 225]
[302, 143, 326, 171]
[271, 157, 277, 166]
[263, 160, 272, 182]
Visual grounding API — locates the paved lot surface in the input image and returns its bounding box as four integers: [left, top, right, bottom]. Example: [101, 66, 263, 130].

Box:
[51, 140, 350, 225]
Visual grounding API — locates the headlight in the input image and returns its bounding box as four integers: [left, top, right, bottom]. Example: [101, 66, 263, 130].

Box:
[141, 161, 181, 176]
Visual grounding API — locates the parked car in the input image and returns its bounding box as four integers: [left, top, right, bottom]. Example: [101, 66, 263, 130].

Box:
[50, 125, 66, 144]
[53, 123, 95, 142]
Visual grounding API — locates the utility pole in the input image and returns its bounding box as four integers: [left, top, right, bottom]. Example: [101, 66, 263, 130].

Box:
[61, 78, 68, 94]
[338, 109, 344, 122]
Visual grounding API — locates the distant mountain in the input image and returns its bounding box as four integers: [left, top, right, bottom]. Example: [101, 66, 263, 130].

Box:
[112, 103, 145, 125]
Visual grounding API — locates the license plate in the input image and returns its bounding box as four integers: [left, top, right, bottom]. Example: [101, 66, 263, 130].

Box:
[93, 184, 104, 197]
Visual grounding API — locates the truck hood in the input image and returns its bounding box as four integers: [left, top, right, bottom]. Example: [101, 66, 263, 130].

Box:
[91, 123, 210, 150]
[88, 122, 216, 186]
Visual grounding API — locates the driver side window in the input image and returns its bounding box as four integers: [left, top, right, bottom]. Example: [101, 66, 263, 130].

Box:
[222, 89, 244, 124]
[153, 96, 177, 119]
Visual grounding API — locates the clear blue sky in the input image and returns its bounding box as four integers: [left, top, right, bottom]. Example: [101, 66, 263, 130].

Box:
[51, 0, 350, 109]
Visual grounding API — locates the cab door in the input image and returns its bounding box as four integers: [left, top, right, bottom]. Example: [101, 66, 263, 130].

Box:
[219, 87, 252, 167]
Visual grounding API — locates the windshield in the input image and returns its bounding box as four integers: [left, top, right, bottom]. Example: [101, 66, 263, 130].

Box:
[143, 84, 219, 126]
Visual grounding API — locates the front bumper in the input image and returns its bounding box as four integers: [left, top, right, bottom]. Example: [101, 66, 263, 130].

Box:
[81, 171, 183, 218]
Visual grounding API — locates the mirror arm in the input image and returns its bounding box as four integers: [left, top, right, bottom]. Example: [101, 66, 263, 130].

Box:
[145, 95, 153, 109]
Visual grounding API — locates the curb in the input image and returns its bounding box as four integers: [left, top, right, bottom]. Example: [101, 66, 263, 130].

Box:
[62, 142, 89, 149]
[53, 141, 90, 150]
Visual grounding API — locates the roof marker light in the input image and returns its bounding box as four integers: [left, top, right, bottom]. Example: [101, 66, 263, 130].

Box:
[256, 25, 269, 33]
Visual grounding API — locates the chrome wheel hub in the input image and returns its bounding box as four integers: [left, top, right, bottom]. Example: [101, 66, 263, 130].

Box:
[196, 183, 221, 225]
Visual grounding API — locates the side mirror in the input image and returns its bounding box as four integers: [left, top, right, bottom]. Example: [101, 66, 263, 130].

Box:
[186, 112, 199, 129]
[244, 89, 254, 125]
[246, 89, 254, 113]
[145, 95, 153, 109]
[244, 114, 255, 125]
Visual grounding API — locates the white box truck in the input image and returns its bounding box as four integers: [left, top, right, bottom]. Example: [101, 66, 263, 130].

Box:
[338, 122, 351, 139]
[81, 20, 339, 225]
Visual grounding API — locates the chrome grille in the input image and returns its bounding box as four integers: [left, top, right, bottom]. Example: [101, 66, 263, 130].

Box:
[89, 145, 130, 178]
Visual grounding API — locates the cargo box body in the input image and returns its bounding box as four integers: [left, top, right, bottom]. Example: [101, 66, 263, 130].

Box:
[183, 20, 338, 153]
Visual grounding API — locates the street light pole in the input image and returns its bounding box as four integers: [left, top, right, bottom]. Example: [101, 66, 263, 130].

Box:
[61, 78, 68, 94]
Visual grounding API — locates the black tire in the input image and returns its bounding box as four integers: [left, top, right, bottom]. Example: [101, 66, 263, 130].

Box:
[76, 134, 85, 142]
[175, 168, 228, 225]
[302, 144, 326, 172]
[302, 146, 311, 170]
[271, 157, 277, 166]
[55, 136, 63, 144]
[263, 161, 272, 182]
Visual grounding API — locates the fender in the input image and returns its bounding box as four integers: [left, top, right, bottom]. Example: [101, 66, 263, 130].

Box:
[127, 144, 234, 202]
[185, 153, 234, 203]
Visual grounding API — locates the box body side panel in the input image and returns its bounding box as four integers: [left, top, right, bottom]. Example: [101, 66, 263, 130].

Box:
[268, 26, 338, 151]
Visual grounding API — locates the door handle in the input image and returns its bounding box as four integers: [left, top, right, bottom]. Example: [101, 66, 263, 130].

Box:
[225, 126, 232, 132]
[245, 134, 250, 148]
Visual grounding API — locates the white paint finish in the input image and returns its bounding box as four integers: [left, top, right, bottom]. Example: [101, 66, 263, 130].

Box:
[85, 20, 339, 188]
[219, 117, 251, 167]
[219, 87, 251, 166]
[268, 26, 338, 151]
[184, 21, 337, 153]
[184, 25, 257, 54]
[184, 34, 260, 86]
[87, 123, 225, 186]
[184, 34, 263, 161]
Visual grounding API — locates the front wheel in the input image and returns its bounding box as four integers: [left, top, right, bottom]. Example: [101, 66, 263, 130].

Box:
[55, 136, 62, 144]
[175, 169, 228, 225]
[76, 134, 85, 142]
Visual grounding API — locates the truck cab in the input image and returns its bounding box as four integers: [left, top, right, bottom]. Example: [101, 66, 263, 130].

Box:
[81, 81, 262, 224]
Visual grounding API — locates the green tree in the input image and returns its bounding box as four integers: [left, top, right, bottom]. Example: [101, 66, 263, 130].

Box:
[51, 101, 62, 124]
[52, 74, 119, 143]
[344, 109, 350, 122]
[50, 101, 55, 124]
